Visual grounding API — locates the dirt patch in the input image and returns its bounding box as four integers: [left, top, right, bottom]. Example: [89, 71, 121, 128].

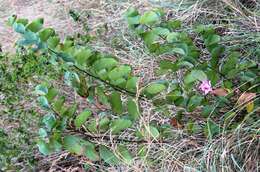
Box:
[0, 0, 83, 52]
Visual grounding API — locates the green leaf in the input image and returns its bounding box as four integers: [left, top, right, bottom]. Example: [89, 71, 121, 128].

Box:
[86, 119, 98, 133]
[125, 7, 140, 26]
[53, 96, 65, 113]
[210, 45, 225, 69]
[172, 48, 186, 56]
[84, 144, 99, 161]
[187, 95, 203, 111]
[144, 83, 166, 96]
[13, 22, 26, 34]
[109, 92, 123, 114]
[39, 28, 55, 42]
[63, 135, 84, 155]
[93, 58, 118, 71]
[35, 85, 48, 95]
[153, 27, 170, 36]
[186, 120, 198, 134]
[177, 61, 194, 69]
[74, 48, 92, 66]
[205, 34, 220, 46]
[207, 69, 219, 86]
[142, 31, 159, 45]
[19, 31, 39, 46]
[108, 65, 131, 81]
[74, 110, 92, 128]
[7, 15, 17, 26]
[144, 126, 160, 139]
[42, 114, 56, 131]
[140, 11, 160, 25]
[166, 32, 179, 43]
[127, 15, 140, 25]
[202, 105, 215, 118]
[45, 88, 58, 102]
[99, 117, 110, 132]
[38, 128, 47, 138]
[142, 27, 169, 46]
[63, 104, 77, 117]
[116, 145, 133, 164]
[167, 19, 181, 29]
[26, 18, 44, 32]
[166, 90, 184, 105]
[127, 99, 140, 121]
[125, 7, 139, 18]
[184, 70, 207, 84]
[211, 45, 225, 59]
[16, 18, 29, 26]
[110, 119, 132, 134]
[99, 145, 120, 165]
[37, 140, 51, 155]
[126, 77, 138, 92]
[159, 60, 176, 70]
[37, 96, 49, 109]
[49, 139, 62, 152]
[62, 39, 74, 50]
[47, 36, 60, 49]
[221, 52, 239, 75]
[96, 87, 109, 105]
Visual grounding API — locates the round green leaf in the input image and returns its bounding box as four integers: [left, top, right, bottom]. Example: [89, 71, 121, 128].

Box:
[99, 145, 120, 165]
[127, 99, 140, 121]
[93, 58, 118, 71]
[140, 11, 160, 25]
[39, 28, 55, 42]
[109, 92, 123, 114]
[37, 140, 51, 155]
[108, 65, 131, 81]
[144, 83, 166, 96]
[110, 119, 132, 134]
[184, 70, 207, 84]
[116, 145, 133, 164]
[74, 110, 92, 129]
[63, 135, 84, 155]
[26, 18, 44, 32]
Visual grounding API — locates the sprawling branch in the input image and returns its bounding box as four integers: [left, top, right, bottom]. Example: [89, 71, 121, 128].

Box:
[48, 48, 148, 101]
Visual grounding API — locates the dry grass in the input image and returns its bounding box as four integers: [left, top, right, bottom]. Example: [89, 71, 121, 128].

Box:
[0, 0, 259, 171]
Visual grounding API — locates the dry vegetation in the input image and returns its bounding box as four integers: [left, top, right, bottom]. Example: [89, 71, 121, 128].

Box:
[0, 0, 259, 171]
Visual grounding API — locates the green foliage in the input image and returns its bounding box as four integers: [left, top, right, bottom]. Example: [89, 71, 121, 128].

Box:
[109, 91, 123, 114]
[140, 11, 161, 25]
[6, 7, 259, 170]
[144, 83, 166, 96]
[0, 50, 59, 170]
[126, 7, 259, 139]
[184, 70, 208, 84]
[74, 109, 92, 128]
[127, 98, 140, 121]
[110, 119, 132, 134]
[99, 145, 120, 165]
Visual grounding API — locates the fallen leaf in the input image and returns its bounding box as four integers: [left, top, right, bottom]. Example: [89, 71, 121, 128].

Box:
[246, 102, 254, 113]
[237, 92, 256, 106]
[170, 117, 183, 129]
[211, 88, 228, 96]
[237, 92, 256, 113]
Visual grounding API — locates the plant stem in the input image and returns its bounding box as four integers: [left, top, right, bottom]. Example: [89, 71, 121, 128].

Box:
[48, 48, 148, 101]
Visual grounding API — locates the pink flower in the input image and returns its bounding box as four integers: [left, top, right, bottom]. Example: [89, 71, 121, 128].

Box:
[199, 80, 212, 95]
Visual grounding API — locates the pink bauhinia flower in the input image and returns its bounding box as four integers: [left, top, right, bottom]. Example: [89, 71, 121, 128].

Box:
[199, 80, 213, 95]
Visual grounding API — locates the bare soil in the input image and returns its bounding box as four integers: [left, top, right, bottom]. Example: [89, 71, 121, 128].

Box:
[0, 0, 84, 52]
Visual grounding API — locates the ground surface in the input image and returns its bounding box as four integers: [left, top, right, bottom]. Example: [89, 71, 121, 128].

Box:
[0, 0, 151, 53]
[0, 0, 259, 171]
[0, 0, 84, 52]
